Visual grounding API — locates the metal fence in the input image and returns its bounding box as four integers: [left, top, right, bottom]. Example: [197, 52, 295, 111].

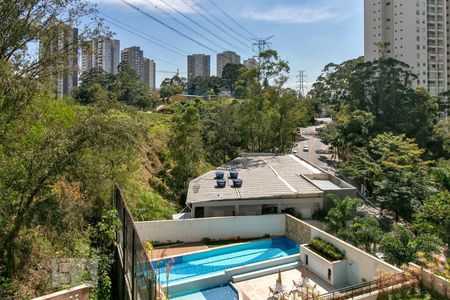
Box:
[114, 185, 157, 300]
[313, 273, 409, 300]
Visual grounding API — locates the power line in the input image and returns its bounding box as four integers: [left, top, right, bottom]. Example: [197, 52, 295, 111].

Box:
[196, 2, 253, 45]
[100, 13, 189, 56]
[205, 0, 258, 40]
[119, 0, 218, 53]
[99, 18, 184, 69]
[178, 0, 253, 52]
[158, 0, 251, 55]
[152, 1, 224, 52]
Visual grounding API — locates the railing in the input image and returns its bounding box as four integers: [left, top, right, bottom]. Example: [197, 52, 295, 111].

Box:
[309, 273, 409, 300]
[115, 185, 157, 300]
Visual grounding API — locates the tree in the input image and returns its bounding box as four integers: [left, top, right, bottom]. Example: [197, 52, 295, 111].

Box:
[380, 225, 442, 265]
[340, 133, 430, 221]
[222, 63, 245, 96]
[269, 89, 312, 152]
[168, 106, 205, 201]
[115, 63, 154, 110]
[324, 195, 363, 234]
[311, 57, 439, 149]
[343, 217, 382, 254]
[74, 65, 155, 110]
[320, 108, 374, 160]
[414, 191, 450, 246]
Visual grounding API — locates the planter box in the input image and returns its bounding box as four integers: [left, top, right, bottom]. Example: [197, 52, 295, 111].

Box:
[301, 244, 348, 288]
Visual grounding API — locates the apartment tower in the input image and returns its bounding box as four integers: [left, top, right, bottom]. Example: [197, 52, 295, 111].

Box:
[39, 24, 78, 97]
[187, 54, 210, 81]
[364, 0, 448, 97]
[217, 51, 241, 77]
[143, 58, 156, 90]
[82, 37, 120, 74]
[243, 57, 258, 69]
[121, 46, 145, 82]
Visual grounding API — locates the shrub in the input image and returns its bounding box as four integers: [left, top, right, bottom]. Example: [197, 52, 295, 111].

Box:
[308, 238, 345, 261]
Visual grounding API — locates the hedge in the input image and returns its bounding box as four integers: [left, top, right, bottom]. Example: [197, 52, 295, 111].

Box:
[308, 237, 345, 261]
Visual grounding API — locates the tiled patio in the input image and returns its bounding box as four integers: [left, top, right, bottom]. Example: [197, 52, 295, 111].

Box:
[234, 268, 335, 300]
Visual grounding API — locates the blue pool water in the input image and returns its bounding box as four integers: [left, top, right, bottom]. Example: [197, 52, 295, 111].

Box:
[171, 284, 238, 300]
[154, 237, 299, 285]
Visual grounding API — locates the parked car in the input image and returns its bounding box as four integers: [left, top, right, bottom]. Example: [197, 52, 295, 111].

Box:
[303, 145, 309, 152]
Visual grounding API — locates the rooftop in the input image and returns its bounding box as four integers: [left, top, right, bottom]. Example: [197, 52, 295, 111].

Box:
[187, 154, 355, 204]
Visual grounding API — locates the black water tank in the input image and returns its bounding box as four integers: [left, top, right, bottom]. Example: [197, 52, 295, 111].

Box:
[232, 179, 243, 188]
[215, 171, 224, 179]
[216, 179, 226, 188]
[229, 170, 239, 179]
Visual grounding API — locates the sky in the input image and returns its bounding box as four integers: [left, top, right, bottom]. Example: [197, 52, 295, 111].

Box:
[94, 0, 364, 90]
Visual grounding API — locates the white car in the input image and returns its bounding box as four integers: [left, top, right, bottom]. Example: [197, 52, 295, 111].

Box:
[292, 149, 298, 154]
[303, 145, 309, 152]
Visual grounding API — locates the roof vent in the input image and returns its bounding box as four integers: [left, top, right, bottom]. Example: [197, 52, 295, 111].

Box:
[216, 179, 226, 188]
[229, 170, 239, 179]
[232, 178, 243, 188]
[215, 171, 224, 179]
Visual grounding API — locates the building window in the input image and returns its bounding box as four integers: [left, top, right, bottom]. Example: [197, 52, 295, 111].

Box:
[306, 254, 309, 265]
[195, 206, 205, 218]
[328, 269, 332, 281]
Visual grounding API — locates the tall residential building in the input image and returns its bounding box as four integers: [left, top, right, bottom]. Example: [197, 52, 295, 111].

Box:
[82, 37, 120, 74]
[187, 54, 210, 81]
[217, 51, 241, 77]
[39, 24, 78, 97]
[243, 57, 258, 69]
[364, 0, 448, 97]
[143, 58, 156, 90]
[121, 46, 145, 82]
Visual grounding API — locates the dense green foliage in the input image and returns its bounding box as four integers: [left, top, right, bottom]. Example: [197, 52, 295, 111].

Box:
[308, 238, 345, 261]
[74, 65, 155, 110]
[311, 56, 449, 268]
[0, 1, 178, 298]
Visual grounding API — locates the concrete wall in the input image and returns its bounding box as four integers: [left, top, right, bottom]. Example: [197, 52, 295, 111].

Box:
[286, 215, 402, 287]
[32, 284, 90, 300]
[135, 215, 285, 243]
[301, 245, 348, 288]
[409, 263, 450, 299]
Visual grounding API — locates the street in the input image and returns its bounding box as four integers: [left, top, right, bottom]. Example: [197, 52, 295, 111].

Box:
[293, 118, 335, 173]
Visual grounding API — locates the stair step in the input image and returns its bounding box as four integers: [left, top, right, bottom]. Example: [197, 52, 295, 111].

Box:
[231, 261, 300, 283]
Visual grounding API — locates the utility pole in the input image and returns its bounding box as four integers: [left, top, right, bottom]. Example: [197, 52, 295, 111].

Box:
[297, 70, 307, 97]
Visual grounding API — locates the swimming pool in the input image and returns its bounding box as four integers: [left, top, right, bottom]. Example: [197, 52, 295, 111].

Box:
[153, 237, 299, 285]
[171, 284, 238, 300]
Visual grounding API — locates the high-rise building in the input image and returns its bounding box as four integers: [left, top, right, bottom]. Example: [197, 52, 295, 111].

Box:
[39, 24, 78, 97]
[187, 54, 210, 81]
[143, 58, 156, 90]
[217, 51, 241, 77]
[121, 46, 145, 82]
[82, 37, 120, 74]
[243, 57, 258, 69]
[364, 0, 448, 97]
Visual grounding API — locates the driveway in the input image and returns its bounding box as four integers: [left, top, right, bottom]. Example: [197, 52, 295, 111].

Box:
[293, 118, 335, 173]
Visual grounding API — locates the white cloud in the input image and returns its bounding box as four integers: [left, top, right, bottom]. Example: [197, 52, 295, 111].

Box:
[96, 0, 198, 14]
[244, 4, 338, 24]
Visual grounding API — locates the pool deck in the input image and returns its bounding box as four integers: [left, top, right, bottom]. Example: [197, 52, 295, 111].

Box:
[234, 268, 334, 300]
[148, 243, 209, 260]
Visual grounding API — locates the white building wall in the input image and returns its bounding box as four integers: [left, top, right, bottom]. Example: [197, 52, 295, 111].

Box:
[135, 215, 286, 243]
[364, 0, 448, 95]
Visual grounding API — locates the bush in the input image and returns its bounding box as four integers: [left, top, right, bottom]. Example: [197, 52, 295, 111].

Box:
[312, 209, 327, 221]
[308, 238, 345, 261]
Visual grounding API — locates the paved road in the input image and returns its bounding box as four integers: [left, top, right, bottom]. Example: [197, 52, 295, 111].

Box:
[293, 118, 335, 173]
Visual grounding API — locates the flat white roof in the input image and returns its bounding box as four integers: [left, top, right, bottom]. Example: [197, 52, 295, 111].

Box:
[187, 154, 334, 204]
